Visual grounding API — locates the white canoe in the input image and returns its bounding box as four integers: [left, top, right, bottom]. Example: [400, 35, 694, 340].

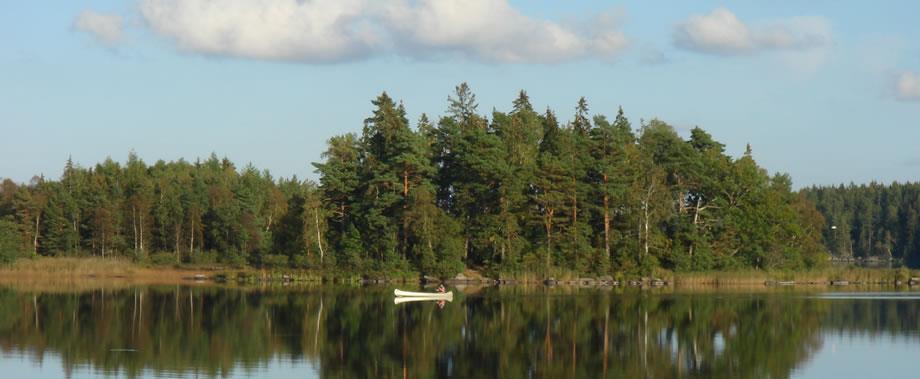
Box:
[394, 296, 453, 305]
[394, 289, 453, 300]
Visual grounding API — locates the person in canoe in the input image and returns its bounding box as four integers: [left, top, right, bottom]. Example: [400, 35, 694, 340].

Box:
[436, 284, 446, 293]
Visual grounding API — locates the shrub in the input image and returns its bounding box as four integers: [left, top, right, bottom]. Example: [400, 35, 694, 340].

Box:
[291, 254, 323, 269]
[188, 250, 218, 265]
[220, 250, 249, 268]
[148, 252, 178, 266]
[261, 254, 289, 269]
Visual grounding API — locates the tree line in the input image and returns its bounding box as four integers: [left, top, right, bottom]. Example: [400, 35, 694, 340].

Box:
[0, 84, 827, 276]
[802, 182, 920, 267]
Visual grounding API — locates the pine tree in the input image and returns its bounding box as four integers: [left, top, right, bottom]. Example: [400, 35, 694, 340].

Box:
[314, 133, 361, 262]
[534, 110, 569, 271]
[589, 107, 635, 271]
[490, 90, 542, 269]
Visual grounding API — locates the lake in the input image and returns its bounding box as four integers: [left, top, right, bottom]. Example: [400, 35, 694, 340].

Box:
[0, 284, 918, 378]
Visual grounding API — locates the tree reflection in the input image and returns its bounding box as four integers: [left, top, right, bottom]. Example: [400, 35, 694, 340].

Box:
[1, 286, 917, 378]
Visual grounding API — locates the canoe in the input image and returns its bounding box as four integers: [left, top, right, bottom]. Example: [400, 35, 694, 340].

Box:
[394, 296, 453, 305]
[394, 289, 453, 300]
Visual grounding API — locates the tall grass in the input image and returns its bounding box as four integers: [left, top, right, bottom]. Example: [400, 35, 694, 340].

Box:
[1, 257, 138, 276]
[674, 267, 918, 286]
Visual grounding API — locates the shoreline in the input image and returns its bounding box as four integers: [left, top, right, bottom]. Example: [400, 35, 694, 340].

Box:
[1, 257, 918, 289]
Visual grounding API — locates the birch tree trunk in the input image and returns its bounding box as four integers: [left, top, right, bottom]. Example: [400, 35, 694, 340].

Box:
[314, 208, 325, 264]
[139, 212, 145, 255]
[690, 196, 702, 257]
[132, 206, 137, 253]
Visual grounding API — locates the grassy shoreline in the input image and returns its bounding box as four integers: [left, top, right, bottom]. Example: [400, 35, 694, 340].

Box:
[1, 257, 918, 287]
[671, 268, 917, 286]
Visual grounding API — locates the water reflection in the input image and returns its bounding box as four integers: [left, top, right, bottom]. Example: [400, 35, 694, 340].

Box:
[0, 285, 917, 378]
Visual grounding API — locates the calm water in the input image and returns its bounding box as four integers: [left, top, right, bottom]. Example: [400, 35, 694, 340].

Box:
[0, 285, 918, 379]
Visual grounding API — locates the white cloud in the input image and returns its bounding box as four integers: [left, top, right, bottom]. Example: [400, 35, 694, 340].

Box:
[74, 11, 124, 45]
[140, 0, 380, 63]
[674, 8, 830, 56]
[139, 0, 628, 64]
[674, 8, 752, 55]
[381, 0, 627, 63]
[896, 72, 920, 101]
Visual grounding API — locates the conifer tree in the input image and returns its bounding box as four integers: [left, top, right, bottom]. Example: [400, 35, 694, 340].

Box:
[589, 108, 634, 271]
[490, 90, 542, 269]
[315, 133, 361, 267]
[534, 110, 569, 271]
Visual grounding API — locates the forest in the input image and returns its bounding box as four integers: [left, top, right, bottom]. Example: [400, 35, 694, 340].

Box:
[803, 183, 920, 267]
[0, 84, 831, 277]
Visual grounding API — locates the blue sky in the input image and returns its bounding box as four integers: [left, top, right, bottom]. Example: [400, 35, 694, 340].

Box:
[2, 0, 919, 188]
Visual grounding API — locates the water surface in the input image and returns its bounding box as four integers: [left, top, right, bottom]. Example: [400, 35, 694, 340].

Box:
[0, 285, 918, 378]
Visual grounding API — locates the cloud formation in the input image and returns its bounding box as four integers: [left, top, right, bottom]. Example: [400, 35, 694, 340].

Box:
[140, 0, 380, 62]
[139, 0, 628, 64]
[74, 11, 124, 45]
[896, 72, 920, 101]
[674, 8, 830, 56]
[381, 2, 626, 63]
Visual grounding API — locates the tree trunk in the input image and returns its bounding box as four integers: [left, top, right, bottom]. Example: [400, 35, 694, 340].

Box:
[403, 169, 409, 198]
[139, 212, 145, 255]
[33, 212, 40, 255]
[132, 205, 138, 253]
[175, 224, 181, 263]
[402, 171, 410, 260]
[72, 218, 78, 252]
[572, 194, 578, 248]
[640, 182, 655, 261]
[189, 218, 195, 255]
[314, 208, 325, 264]
[500, 196, 507, 262]
[690, 196, 702, 257]
[643, 202, 649, 259]
[545, 208, 554, 270]
[603, 181, 610, 259]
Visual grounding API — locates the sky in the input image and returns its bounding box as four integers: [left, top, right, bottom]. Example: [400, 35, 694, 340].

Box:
[1, 0, 919, 188]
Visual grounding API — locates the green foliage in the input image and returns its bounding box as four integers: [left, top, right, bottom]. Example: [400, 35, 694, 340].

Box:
[147, 252, 176, 266]
[0, 219, 22, 264]
[260, 254, 289, 269]
[220, 249, 249, 268]
[290, 253, 313, 269]
[188, 250, 218, 266]
[0, 84, 834, 275]
[803, 182, 920, 268]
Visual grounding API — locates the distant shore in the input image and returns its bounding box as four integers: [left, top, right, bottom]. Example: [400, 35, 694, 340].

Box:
[1, 257, 918, 289]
